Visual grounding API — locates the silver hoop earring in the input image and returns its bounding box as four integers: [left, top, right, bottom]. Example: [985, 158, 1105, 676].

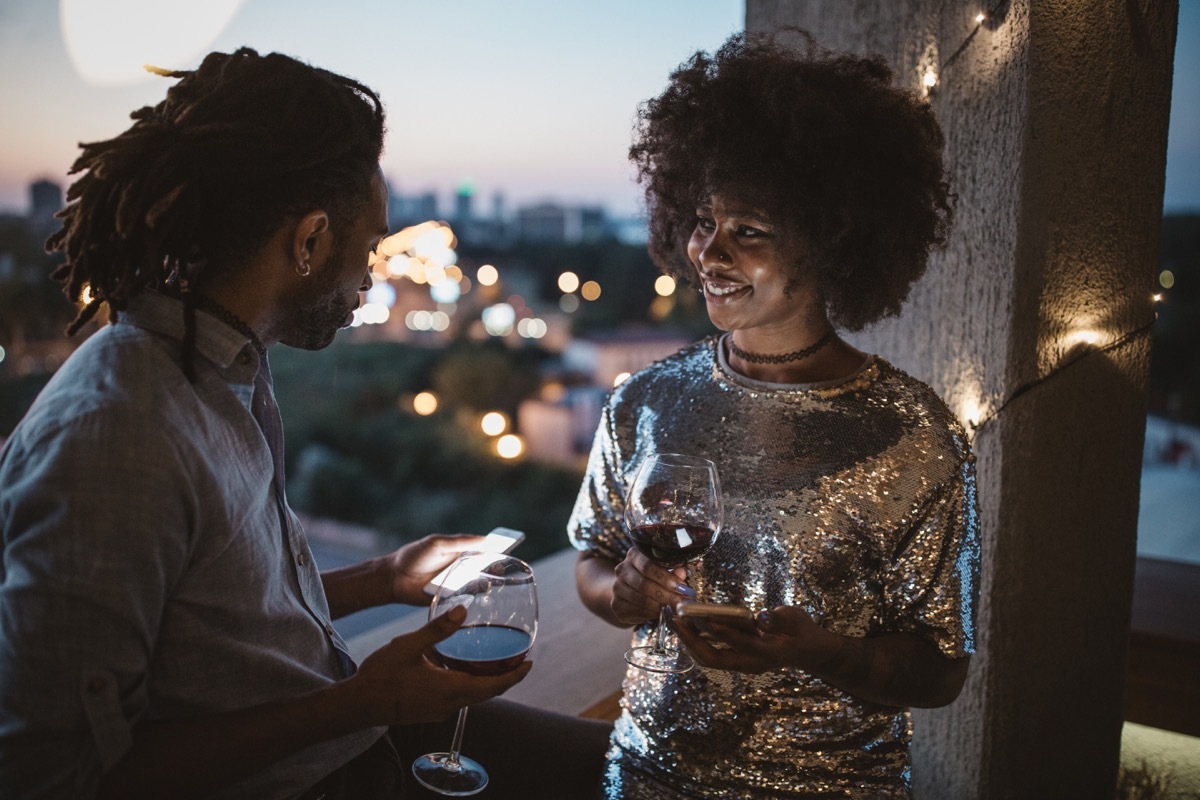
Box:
[296, 261, 311, 277]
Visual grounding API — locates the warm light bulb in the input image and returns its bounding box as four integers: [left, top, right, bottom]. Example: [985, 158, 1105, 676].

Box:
[654, 275, 676, 297]
[581, 281, 602, 301]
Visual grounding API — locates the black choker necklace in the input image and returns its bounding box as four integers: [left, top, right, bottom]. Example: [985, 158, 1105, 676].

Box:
[727, 330, 835, 364]
[193, 295, 267, 356]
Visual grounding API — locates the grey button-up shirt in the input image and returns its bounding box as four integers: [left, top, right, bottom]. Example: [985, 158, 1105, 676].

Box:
[0, 292, 381, 799]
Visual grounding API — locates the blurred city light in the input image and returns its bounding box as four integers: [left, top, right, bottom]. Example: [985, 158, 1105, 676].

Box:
[581, 280, 602, 301]
[1160, 269, 1175, 288]
[430, 279, 461, 304]
[496, 434, 524, 459]
[482, 303, 516, 336]
[559, 294, 580, 313]
[413, 391, 438, 415]
[558, 271, 580, 293]
[358, 303, 390, 325]
[654, 275, 676, 296]
[481, 412, 508, 436]
[517, 318, 547, 339]
[477, 264, 499, 286]
[366, 282, 396, 307]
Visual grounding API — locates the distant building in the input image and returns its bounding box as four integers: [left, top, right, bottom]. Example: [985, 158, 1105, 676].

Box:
[388, 190, 438, 229]
[29, 180, 62, 226]
[515, 202, 613, 244]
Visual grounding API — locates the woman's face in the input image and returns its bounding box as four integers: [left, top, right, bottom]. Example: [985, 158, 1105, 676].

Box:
[686, 194, 818, 335]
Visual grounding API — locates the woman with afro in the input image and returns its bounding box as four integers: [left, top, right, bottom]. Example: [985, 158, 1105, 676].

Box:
[569, 31, 980, 799]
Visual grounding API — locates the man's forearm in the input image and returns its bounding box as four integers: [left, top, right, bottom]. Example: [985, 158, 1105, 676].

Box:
[321, 557, 393, 619]
[98, 681, 366, 800]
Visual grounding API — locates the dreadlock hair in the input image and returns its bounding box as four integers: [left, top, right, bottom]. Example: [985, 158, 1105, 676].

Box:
[630, 31, 953, 331]
[47, 48, 386, 378]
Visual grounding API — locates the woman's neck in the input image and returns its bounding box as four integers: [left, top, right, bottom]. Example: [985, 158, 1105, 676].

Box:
[724, 331, 866, 384]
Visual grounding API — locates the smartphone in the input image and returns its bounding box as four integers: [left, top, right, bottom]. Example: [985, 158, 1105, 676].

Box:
[422, 527, 526, 596]
[675, 602, 759, 633]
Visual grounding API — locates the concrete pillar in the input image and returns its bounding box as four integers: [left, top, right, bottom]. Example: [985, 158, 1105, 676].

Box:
[745, 2, 1176, 797]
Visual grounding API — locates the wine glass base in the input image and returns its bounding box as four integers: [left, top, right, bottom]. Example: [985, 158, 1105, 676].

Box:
[411, 752, 488, 796]
[625, 645, 694, 674]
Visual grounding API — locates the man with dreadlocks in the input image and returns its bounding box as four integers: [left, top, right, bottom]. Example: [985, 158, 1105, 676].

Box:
[0, 49, 579, 800]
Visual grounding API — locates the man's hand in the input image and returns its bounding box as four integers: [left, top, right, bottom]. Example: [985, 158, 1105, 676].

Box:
[383, 534, 488, 606]
[346, 604, 532, 726]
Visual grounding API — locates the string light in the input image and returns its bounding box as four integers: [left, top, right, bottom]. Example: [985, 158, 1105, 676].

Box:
[923, 3, 1006, 96]
[967, 318, 1156, 439]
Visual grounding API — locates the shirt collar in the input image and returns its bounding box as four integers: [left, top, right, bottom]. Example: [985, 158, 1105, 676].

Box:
[120, 291, 261, 372]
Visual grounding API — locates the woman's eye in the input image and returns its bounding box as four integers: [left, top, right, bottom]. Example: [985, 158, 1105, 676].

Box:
[695, 216, 716, 231]
[737, 225, 765, 238]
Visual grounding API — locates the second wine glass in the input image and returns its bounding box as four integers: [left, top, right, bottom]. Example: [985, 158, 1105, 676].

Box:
[623, 452, 722, 673]
[411, 552, 537, 796]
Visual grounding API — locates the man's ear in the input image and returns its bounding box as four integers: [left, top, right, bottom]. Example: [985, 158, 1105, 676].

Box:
[292, 210, 331, 274]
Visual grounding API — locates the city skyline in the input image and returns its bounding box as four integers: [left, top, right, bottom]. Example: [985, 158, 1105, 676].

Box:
[0, 1, 1196, 218]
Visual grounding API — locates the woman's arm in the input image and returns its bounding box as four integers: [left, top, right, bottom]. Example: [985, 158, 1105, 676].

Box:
[674, 605, 970, 708]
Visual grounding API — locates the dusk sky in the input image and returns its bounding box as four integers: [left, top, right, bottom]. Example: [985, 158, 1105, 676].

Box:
[0, 1, 1196, 218]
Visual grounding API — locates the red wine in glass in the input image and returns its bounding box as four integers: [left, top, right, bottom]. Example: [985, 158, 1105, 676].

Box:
[435, 624, 534, 676]
[623, 453, 722, 673]
[629, 523, 716, 567]
[412, 552, 537, 796]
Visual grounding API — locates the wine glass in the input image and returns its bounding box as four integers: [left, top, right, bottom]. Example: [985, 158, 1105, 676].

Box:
[411, 552, 538, 796]
[623, 452, 722, 673]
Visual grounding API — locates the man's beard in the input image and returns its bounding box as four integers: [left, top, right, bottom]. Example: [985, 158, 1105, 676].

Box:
[277, 244, 359, 351]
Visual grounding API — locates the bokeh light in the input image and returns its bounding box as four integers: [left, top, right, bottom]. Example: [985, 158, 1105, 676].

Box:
[477, 264, 499, 286]
[654, 275, 676, 296]
[481, 412, 508, 436]
[496, 434, 524, 459]
[413, 391, 438, 415]
[558, 271, 580, 293]
[581, 280, 602, 301]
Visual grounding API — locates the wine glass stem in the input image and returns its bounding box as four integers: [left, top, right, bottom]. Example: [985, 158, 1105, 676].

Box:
[447, 706, 470, 767]
[653, 605, 672, 655]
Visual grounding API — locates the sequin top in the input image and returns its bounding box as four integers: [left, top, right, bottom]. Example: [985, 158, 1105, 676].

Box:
[568, 335, 979, 799]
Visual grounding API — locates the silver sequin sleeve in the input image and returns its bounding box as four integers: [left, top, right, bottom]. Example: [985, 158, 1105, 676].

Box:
[567, 336, 980, 799]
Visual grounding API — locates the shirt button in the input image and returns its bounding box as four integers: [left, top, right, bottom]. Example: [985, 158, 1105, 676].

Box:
[296, 551, 309, 566]
[324, 623, 335, 636]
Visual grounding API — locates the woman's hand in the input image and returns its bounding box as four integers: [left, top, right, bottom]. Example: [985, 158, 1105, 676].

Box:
[674, 605, 831, 674]
[610, 548, 693, 626]
[575, 550, 692, 628]
[675, 604, 971, 708]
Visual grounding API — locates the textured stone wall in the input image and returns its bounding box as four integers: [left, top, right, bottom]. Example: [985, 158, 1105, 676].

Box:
[745, 1, 1176, 797]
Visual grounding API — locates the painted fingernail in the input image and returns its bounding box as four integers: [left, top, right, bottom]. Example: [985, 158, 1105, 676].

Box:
[675, 584, 697, 598]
